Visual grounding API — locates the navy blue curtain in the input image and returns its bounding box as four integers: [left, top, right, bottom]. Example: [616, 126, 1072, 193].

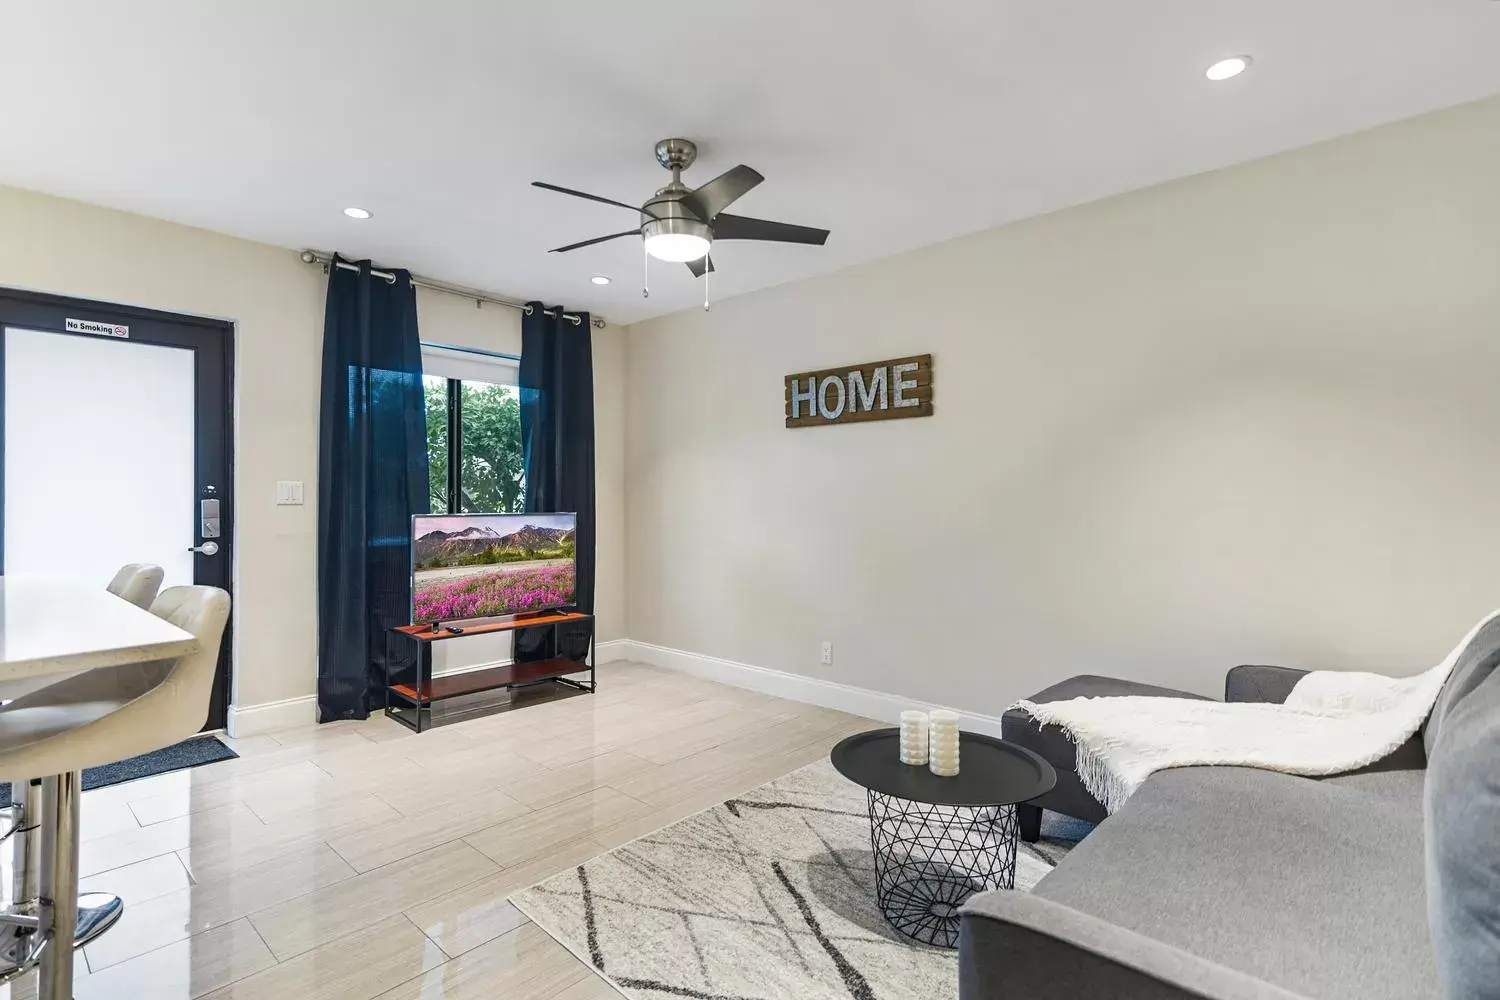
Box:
[514, 302, 595, 664]
[317, 257, 429, 720]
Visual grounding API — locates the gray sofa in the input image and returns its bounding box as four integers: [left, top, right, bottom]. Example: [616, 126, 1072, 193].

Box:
[960, 618, 1500, 1000]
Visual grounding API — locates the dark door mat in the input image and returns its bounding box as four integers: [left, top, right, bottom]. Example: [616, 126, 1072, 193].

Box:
[0, 735, 238, 808]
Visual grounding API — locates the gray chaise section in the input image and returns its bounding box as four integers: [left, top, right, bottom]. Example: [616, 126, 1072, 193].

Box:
[963, 620, 1500, 1000]
[1001, 675, 1210, 835]
[1014, 765, 1438, 999]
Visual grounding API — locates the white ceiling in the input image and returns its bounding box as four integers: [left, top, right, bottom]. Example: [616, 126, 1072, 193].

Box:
[3, 1, 1499, 325]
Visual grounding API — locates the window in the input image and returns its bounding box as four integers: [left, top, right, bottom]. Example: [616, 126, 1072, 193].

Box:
[421, 347, 525, 515]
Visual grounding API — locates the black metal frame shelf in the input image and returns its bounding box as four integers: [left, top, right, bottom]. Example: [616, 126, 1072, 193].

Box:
[383, 611, 596, 733]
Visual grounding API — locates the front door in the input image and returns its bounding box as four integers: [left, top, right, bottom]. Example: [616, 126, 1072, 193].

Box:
[0, 288, 234, 731]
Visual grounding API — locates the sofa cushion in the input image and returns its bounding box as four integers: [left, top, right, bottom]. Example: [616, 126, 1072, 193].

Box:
[1033, 765, 1436, 1000]
[1422, 612, 1500, 760]
[1425, 661, 1500, 1000]
[1003, 675, 1209, 771]
[1320, 767, 1425, 802]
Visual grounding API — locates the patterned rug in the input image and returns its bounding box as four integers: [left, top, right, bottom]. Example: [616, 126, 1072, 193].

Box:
[511, 758, 1086, 1000]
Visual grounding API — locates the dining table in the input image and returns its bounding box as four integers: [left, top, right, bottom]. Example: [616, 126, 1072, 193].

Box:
[0, 576, 198, 1000]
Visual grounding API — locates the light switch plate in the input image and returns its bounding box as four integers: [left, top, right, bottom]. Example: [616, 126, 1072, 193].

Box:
[276, 480, 305, 506]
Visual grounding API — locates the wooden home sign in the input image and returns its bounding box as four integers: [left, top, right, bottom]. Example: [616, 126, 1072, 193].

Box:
[784, 353, 933, 428]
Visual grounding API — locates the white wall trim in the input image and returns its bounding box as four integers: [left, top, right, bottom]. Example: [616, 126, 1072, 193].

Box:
[614, 640, 1006, 737]
[226, 694, 318, 738]
[595, 638, 631, 663]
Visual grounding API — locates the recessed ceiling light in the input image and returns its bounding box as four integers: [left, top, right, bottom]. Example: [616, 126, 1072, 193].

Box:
[1206, 56, 1251, 81]
[590, 275, 611, 286]
[343, 207, 372, 220]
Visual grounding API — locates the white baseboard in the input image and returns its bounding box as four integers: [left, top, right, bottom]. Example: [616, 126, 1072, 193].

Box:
[226, 694, 318, 738]
[615, 640, 1005, 737]
[595, 639, 630, 663]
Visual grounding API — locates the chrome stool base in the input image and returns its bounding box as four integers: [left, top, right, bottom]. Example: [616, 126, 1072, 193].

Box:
[0, 775, 121, 994]
[0, 894, 120, 984]
[74, 893, 123, 948]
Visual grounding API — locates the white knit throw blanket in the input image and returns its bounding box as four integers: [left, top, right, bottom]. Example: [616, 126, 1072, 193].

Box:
[1014, 609, 1499, 814]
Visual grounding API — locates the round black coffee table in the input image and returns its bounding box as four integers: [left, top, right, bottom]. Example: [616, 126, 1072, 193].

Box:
[830, 728, 1056, 948]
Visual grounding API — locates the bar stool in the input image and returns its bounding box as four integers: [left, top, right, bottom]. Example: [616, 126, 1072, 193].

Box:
[105, 564, 165, 610]
[3, 563, 169, 968]
[0, 585, 229, 999]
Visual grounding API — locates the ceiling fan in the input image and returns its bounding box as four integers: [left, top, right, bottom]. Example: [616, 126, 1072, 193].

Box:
[533, 138, 830, 284]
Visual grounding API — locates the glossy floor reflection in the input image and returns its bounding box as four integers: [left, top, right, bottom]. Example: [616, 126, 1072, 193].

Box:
[0, 662, 871, 999]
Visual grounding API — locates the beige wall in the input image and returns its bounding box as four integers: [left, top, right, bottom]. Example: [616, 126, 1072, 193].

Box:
[625, 96, 1500, 716]
[0, 185, 626, 717]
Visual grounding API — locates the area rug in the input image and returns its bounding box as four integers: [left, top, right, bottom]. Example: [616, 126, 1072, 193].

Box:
[0, 734, 237, 807]
[511, 758, 1086, 1000]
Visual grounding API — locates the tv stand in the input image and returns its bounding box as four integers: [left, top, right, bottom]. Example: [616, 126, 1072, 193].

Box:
[510, 609, 566, 623]
[383, 610, 595, 733]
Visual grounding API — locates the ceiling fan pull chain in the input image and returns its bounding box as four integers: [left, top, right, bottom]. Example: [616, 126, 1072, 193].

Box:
[703, 255, 711, 311]
[642, 241, 650, 299]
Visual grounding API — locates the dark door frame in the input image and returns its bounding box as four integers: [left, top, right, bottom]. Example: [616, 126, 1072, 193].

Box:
[0, 287, 236, 732]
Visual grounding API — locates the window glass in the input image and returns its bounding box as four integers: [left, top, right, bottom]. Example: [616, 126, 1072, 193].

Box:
[458, 379, 525, 514]
[423, 373, 449, 513]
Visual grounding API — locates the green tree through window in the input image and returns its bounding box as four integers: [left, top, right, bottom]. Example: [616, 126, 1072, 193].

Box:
[459, 380, 524, 513]
[423, 375, 449, 512]
[424, 373, 525, 515]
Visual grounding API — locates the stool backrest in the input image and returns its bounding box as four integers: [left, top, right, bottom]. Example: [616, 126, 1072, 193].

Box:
[0, 585, 231, 778]
[149, 586, 231, 735]
[107, 564, 165, 610]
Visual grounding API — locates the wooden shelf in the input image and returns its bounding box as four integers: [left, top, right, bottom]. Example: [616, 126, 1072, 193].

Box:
[394, 611, 591, 643]
[389, 657, 589, 704]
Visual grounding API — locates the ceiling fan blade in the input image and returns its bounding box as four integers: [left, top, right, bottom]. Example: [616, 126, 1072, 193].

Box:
[532, 181, 658, 220]
[685, 255, 715, 278]
[548, 230, 640, 253]
[711, 213, 829, 245]
[681, 165, 764, 221]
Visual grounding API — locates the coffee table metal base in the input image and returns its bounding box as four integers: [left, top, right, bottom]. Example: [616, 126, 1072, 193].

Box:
[866, 790, 1019, 948]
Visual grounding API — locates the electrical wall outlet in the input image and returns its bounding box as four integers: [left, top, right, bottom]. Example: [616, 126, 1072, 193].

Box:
[820, 641, 833, 666]
[275, 480, 305, 505]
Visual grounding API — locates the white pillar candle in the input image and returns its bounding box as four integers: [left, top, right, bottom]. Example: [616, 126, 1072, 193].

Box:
[900, 710, 929, 765]
[929, 710, 960, 776]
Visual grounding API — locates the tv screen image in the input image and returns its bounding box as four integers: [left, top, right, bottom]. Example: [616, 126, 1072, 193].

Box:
[411, 512, 577, 622]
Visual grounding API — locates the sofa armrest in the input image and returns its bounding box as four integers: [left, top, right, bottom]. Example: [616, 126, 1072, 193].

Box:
[1224, 665, 1310, 704]
[960, 892, 1309, 1000]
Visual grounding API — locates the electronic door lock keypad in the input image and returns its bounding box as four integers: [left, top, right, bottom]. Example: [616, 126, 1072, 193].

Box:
[201, 498, 221, 539]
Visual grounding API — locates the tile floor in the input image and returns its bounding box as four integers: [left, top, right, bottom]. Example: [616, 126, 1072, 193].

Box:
[0, 662, 872, 999]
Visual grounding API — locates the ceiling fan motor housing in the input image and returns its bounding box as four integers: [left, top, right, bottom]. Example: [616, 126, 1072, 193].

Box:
[641, 194, 711, 244]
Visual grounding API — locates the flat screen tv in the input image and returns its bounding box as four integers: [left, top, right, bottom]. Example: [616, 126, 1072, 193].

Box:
[411, 512, 577, 623]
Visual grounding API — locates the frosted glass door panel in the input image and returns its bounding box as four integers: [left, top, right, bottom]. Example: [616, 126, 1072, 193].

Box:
[4, 327, 195, 587]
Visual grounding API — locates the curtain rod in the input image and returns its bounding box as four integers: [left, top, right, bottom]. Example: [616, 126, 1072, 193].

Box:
[298, 250, 604, 329]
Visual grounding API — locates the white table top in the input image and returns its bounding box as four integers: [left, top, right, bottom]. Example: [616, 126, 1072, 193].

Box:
[0, 576, 199, 682]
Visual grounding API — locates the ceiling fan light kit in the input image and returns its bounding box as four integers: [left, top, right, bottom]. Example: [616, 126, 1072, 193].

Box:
[533, 137, 830, 307]
[642, 220, 711, 262]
